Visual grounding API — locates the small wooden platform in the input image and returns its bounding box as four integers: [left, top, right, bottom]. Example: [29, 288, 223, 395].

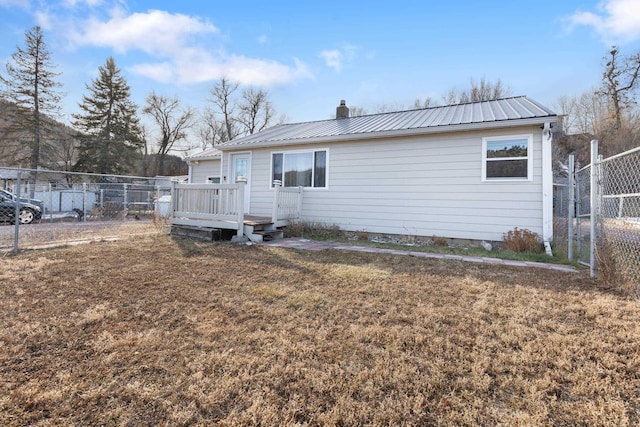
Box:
[243, 215, 273, 226]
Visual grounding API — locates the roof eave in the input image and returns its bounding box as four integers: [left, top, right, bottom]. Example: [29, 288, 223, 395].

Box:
[217, 116, 557, 151]
[185, 154, 221, 163]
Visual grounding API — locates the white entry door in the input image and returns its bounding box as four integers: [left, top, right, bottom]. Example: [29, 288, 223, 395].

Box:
[231, 154, 251, 213]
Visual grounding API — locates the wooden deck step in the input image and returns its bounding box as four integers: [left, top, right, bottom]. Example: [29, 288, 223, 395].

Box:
[251, 229, 284, 242]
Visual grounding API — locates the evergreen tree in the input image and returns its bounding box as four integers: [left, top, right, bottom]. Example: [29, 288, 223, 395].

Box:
[0, 26, 63, 184]
[73, 57, 143, 174]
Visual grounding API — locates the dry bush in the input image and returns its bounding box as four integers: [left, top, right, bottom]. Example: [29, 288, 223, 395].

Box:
[0, 235, 638, 426]
[503, 227, 544, 253]
[284, 220, 343, 240]
[597, 238, 640, 298]
[432, 235, 448, 246]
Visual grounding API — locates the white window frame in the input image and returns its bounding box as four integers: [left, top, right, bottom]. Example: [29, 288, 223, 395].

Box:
[482, 134, 533, 182]
[270, 148, 329, 189]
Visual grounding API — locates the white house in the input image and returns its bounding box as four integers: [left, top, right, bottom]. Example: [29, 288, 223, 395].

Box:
[187, 148, 222, 184]
[182, 97, 556, 244]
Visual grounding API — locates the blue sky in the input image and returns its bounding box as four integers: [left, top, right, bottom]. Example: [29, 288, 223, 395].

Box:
[1, 0, 640, 154]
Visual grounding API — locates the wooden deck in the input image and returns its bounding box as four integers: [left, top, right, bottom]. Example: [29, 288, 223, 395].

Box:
[169, 182, 302, 240]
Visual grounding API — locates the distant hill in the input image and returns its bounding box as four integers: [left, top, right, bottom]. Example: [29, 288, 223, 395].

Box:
[0, 99, 80, 171]
[0, 100, 188, 177]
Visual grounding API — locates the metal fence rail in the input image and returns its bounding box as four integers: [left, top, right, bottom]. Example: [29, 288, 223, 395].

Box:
[0, 167, 172, 253]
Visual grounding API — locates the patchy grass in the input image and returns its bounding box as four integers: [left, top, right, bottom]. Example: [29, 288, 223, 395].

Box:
[1, 235, 638, 426]
[284, 222, 565, 265]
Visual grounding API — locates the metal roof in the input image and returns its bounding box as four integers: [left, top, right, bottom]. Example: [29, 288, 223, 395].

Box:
[217, 96, 556, 150]
[187, 147, 222, 161]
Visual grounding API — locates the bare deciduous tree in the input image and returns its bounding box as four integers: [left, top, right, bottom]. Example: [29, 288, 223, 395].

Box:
[347, 106, 368, 117]
[198, 77, 279, 150]
[209, 77, 239, 142]
[413, 97, 437, 109]
[598, 46, 640, 130]
[143, 91, 194, 176]
[444, 78, 512, 104]
[238, 87, 274, 134]
[197, 107, 228, 149]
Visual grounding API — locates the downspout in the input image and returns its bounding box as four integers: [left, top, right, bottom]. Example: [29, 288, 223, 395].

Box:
[542, 122, 553, 256]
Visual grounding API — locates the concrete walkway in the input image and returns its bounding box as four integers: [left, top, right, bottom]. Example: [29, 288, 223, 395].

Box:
[260, 238, 578, 273]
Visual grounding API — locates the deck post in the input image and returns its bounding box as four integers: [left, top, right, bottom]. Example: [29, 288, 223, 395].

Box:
[236, 178, 246, 237]
[170, 180, 177, 220]
[272, 179, 281, 223]
[297, 186, 303, 219]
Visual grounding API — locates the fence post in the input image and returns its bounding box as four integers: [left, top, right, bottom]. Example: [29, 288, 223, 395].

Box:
[13, 171, 22, 254]
[597, 154, 605, 244]
[123, 183, 128, 212]
[48, 182, 53, 223]
[83, 183, 88, 222]
[568, 154, 575, 262]
[589, 140, 598, 277]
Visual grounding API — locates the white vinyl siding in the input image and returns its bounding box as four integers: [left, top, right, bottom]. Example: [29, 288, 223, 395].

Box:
[222, 126, 544, 242]
[189, 159, 221, 183]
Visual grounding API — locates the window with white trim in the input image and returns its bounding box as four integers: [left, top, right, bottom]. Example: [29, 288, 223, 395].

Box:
[272, 149, 327, 188]
[482, 135, 532, 180]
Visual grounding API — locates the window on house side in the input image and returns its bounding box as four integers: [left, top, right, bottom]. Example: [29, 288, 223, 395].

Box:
[272, 150, 327, 188]
[483, 136, 531, 180]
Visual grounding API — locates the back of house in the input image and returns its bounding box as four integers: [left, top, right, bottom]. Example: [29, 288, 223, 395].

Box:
[191, 96, 557, 244]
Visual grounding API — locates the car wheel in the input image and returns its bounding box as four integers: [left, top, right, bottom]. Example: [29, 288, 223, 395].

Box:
[18, 208, 35, 224]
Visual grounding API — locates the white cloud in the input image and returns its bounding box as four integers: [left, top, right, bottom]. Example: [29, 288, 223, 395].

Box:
[320, 49, 343, 72]
[63, 7, 311, 86]
[35, 10, 53, 29]
[257, 34, 268, 44]
[319, 43, 359, 73]
[568, 0, 640, 42]
[68, 8, 218, 55]
[131, 52, 312, 86]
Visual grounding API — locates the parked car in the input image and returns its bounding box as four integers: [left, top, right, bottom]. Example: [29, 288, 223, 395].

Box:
[0, 189, 45, 211]
[0, 190, 43, 224]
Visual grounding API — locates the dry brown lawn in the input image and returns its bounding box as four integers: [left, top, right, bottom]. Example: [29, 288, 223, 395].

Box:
[1, 235, 639, 426]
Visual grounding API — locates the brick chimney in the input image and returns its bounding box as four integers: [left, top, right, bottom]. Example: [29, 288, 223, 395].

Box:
[336, 100, 349, 119]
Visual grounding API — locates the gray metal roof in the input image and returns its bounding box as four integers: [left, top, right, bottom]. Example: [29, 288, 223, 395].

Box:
[187, 147, 222, 161]
[217, 96, 556, 150]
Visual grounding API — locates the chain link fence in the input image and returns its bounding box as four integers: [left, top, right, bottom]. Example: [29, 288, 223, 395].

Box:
[558, 142, 640, 296]
[0, 167, 175, 253]
[597, 146, 640, 295]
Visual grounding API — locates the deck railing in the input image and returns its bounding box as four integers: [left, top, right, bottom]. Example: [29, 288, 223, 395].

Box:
[169, 180, 303, 235]
[272, 180, 303, 227]
[170, 182, 244, 236]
